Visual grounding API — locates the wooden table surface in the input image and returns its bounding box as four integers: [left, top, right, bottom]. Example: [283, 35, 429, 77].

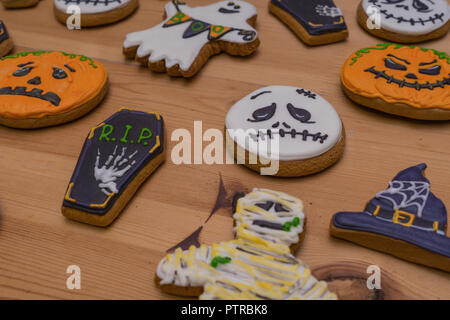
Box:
[0, 0, 449, 300]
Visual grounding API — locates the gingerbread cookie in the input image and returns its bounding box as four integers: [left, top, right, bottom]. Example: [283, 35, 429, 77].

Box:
[0, 21, 13, 58]
[269, 0, 348, 46]
[62, 108, 165, 227]
[0, 51, 108, 129]
[225, 86, 345, 177]
[330, 164, 450, 273]
[54, 0, 139, 27]
[358, 0, 449, 43]
[1, 0, 38, 8]
[123, 0, 259, 77]
[341, 43, 450, 120]
[156, 188, 337, 300]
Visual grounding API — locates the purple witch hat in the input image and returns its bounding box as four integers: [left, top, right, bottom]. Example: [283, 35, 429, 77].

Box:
[331, 164, 450, 272]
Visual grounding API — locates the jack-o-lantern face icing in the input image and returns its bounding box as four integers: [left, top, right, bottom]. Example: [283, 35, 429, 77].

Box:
[0, 51, 107, 119]
[342, 43, 450, 109]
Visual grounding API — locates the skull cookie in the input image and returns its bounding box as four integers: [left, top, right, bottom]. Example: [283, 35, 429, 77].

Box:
[54, 0, 139, 27]
[225, 86, 345, 177]
[123, 0, 259, 77]
[0, 51, 108, 129]
[341, 43, 450, 120]
[358, 0, 450, 43]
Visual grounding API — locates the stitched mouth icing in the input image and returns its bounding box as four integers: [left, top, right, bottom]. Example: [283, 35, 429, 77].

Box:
[367, 0, 446, 26]
[248, 129, 328, 143]
[0, 86, 61, 106]
[365, 66, 450, 90]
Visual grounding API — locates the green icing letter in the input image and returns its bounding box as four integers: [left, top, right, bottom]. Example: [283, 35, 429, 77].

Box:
[120, 125, 133, 144]
[137, 128, 152, 146]
[99, 124, 114, 142]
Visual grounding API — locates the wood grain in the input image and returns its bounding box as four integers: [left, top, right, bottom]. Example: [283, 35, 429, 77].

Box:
[0, 0, 449, 300]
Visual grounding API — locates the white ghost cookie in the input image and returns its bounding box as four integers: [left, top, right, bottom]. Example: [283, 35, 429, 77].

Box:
[225, 86, 345, 177]
[358, 0, 450, 43]
[123, 0, 260, 77]
[54, 0, 139, 27]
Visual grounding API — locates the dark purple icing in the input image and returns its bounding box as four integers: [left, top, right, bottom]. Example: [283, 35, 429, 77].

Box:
[63, 109, 164, 216]
[271, 0, 347, 36]
[0, 21, 9, 43]
[332, 163, 450, 258]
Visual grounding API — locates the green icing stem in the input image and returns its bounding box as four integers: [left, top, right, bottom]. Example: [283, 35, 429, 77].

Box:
[210, 256, 231, 268]
[1, 50, 98, 68]
[282, 217, 300, 232]
[349, 43, 449, 66]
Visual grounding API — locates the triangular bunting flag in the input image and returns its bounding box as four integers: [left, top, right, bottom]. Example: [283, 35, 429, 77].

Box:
[208, 25, 233, 40]
[163, 11, 191, 28]
[183, 20, 211, 38]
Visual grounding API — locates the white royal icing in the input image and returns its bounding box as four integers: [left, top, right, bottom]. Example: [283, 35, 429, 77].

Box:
[225, 85, 343, 161]
[54, 0, 132, 14]
[123, 0, 258, 71]
[363, 0, 449, 35]
[156, 188, 337, 300]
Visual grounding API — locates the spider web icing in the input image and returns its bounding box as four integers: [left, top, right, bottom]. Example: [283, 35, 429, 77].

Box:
[376, 180, 430, 217]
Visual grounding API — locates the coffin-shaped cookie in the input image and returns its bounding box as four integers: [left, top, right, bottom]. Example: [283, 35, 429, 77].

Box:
[62, 108, 165, 227]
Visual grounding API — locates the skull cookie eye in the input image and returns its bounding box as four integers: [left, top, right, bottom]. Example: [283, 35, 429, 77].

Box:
[13, 67, 33, 77]
[247, 103, 276, 122]
[52, 67, 68, 79]
[419, 65, 441, 76]
[412, 0, 431, 12]
[287, 103, 315, 124]
[385, 58, 407, 71]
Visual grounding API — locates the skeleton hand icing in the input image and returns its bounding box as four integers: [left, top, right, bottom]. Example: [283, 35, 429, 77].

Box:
[225, 86, 343, 161]
[363, 0, 449, 35]
[156, 188, 338, 300]
[123, 0, 258, 71]
[54, 0, 133, 14]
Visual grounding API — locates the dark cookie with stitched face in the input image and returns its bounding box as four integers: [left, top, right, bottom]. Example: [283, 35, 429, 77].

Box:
[359, 0, 449, 43]
[62, 108, 165, 227]
[330, 163, 450, 273]
[0, 20, 13, 58]
[225, 86, 345, 177]
[342, 43, 450, 120]
[0, 51, 108, 129]
[269, 0, 348, 46]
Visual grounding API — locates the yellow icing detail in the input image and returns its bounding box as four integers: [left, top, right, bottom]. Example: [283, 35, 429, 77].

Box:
[149, 135, 160, 154]
[64, 182, 76, 203]
[88, 123, 105, 140]
[333, 17, 344, 24]
[373, 205, 380, 216]
[308, 21, 324, 27]
[433, 221, 439, 232]
[89, 192, 114, 208]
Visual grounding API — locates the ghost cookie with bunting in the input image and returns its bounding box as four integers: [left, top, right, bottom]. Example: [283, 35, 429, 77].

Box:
[358, 0, 449, 43]
[123, 0, 260, 77]
[156, 188, 338, 300]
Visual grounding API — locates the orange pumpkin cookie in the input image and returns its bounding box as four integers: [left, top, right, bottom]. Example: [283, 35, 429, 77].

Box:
[0, 21, 13, 58]
[341, 43, 450, 120]
[1, 0, 39, 8]
[0, 51, 108, 129]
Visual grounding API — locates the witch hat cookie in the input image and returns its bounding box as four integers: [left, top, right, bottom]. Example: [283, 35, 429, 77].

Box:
[156, 188, 337, 300]
[330, 164, 450, 272]
[62, 108, 165, 227]
[0, 20, 13, 58]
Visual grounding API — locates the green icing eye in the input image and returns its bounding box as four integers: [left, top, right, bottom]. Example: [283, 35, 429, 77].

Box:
[210, 256, 232, 268]
[282, 217, 301, 232]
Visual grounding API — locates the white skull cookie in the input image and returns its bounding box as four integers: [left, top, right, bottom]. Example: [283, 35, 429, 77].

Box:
[123, 0, 260, 77]
[54, 0, 139, 27]
[359, 0, 450, 42]
[225, 86, 345, 177]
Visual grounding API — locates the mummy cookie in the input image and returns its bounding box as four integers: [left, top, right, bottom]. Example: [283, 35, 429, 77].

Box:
[0, 21, 13, 58]
[342, 43, 450, 120]
[331, 164, 450, 273]
[225, 86, 345, 177]
[156, 188, 338, 300]
[54, 0, 139, 27]
[358, 0, 450, 43]
[62, 108, 165, 227]
[123, 0, 259, 77]
[269, 0, 348, 46]
[1, 0, 38, 8]
[0, 51, 108, 129]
